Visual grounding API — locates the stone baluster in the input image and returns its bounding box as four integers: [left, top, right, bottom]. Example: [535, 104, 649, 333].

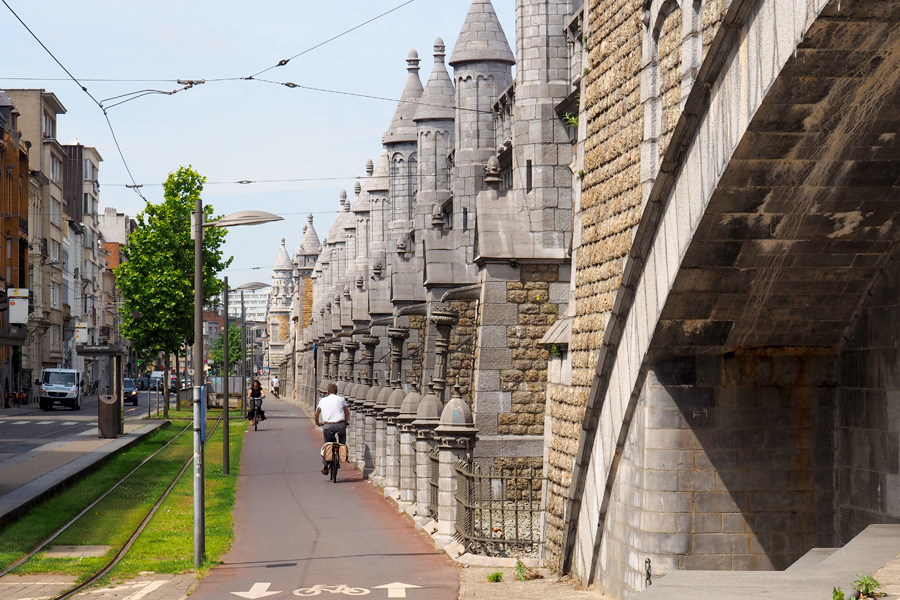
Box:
[430, 307, 459, 403]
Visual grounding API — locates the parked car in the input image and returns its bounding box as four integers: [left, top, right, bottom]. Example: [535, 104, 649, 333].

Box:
[123, 377, 138, 406]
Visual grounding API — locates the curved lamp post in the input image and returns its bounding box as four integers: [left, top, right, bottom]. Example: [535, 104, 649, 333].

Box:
[193, 208, 282, 567]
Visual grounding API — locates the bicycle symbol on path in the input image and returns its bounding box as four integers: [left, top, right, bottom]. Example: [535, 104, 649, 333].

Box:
[293, 584, 369, 596]
[234, 581, 420, 598]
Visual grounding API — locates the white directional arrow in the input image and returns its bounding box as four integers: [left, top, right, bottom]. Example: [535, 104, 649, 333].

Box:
[374, 582, 421, 598]
[231, 583, 281, 599]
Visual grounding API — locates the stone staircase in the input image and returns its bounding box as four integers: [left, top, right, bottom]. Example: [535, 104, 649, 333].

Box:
[635, 524, 900, 599]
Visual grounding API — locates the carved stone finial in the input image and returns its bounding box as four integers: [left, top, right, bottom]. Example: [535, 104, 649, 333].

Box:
[431, 204, 444, 228]
[484, 156, 501, 186]
[366, 159, 374, 176]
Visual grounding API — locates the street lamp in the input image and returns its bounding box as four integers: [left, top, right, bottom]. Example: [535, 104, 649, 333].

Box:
[193, 207, 281, 567]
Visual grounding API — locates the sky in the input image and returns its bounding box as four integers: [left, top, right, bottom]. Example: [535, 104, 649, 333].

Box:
[1, 0, 515, 289]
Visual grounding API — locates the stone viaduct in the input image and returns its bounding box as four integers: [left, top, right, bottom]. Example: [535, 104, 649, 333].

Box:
[277, 0, 900, 597]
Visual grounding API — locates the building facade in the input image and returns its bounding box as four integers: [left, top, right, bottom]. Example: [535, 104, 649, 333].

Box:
[0, 92, 30, 398]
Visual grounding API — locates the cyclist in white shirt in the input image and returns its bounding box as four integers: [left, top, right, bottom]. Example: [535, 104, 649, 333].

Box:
[315, 383, 349, 475]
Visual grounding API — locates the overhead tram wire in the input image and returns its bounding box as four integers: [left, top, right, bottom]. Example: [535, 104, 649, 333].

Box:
[247, 0, 418, 79]
[1, 0, 147, 201]
[103, 176, 361, 188]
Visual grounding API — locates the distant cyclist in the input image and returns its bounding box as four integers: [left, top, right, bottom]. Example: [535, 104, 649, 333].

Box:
[270, 375, 280, 398]
[315, 383, 348, 475]
[247, 379, 266, 424]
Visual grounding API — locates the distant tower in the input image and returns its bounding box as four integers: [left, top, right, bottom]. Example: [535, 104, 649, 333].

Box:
[268, 238, 294, 375]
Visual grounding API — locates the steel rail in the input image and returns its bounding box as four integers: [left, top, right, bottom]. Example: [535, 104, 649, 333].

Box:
[48, 414, 224, 600]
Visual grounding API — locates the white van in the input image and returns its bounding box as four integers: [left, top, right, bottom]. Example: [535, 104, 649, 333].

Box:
[38, 368, 83, 411]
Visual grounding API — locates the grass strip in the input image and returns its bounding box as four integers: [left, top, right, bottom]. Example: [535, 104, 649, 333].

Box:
[1, 408, 246, 581]
[108, 409, 247, 578]
[11, 423, 194, 579]
[0, 423, 181, 571]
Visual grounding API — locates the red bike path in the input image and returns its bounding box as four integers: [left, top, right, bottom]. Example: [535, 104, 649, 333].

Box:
[187, 396, 459, 600]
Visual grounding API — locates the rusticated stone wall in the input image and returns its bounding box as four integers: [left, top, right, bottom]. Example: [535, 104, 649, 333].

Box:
[447, 298, 477, 404]
[658, 6, 682, 164]
[499, 264, 560, 436]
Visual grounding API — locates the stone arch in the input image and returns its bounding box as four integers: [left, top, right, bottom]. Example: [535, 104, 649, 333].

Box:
[641, 0, 702, 201]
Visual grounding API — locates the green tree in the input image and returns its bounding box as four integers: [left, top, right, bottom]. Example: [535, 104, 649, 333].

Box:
[116, 167, 232, 402]
[208, 325, 245, 375]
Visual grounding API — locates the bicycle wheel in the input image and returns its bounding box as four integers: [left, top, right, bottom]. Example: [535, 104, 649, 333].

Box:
[254, 412, 259, 431]
[330, 446, 339, 482]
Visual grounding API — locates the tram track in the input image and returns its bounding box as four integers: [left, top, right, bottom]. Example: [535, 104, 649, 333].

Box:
[0, 414, 223, 600]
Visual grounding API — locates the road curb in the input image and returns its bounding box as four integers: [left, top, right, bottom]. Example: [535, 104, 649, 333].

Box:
[0, 420, 168, 529]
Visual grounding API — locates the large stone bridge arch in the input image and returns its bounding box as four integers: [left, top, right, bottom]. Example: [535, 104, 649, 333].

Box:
[565, 0, 900, 595]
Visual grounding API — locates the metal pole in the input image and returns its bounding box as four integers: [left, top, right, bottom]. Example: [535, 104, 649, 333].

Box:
[223, 277, 230, 475]
[192, 201, 205, 567]
[241, 291, 246, 418]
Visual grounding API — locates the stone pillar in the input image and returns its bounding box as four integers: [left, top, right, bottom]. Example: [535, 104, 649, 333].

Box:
[358, 335, 379, 472]
[434, 435, 472, 548]
[433, 386, 478, 548]
[397, 388, 423, 514]
[373, 379, 392, 487]
[430, 307, 459, 403]
[412, 383, 442, 527]
[362, 374, 380, 477]
[344, 340, 359, 386]
[384, 327, 410, 499]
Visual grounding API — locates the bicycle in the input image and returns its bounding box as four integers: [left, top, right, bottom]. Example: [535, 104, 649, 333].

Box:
[250, 397, 263, 431]
[326, 436, 341, 482]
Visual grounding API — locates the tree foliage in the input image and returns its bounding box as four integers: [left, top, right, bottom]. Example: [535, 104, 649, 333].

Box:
[207, 325, 245, 374]
[116, 167, 232, 356]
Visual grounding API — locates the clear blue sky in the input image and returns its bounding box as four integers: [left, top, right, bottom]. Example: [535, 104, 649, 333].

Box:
[1, 0, 514, 289]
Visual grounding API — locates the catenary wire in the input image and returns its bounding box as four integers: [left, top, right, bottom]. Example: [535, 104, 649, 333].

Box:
[247, 0, 418, 78]
[0, 0, 147, 201]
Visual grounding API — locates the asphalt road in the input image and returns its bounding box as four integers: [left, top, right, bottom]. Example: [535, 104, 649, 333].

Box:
[187, 397, 459, 600]
[0, 391, 165, 462]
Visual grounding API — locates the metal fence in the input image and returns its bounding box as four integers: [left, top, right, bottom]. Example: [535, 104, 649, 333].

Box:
[454, 458, 544, 558]
[428, 446, 440, 519]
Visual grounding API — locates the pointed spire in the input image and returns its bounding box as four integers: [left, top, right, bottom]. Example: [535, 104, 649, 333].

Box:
[383, 49, 424, 144]
[299, 214, 322, 255]
[367, 150, 391, 192]
[414, 38, 455, 122]
[449, 0, 514, 67]
[274, 237, 293, 271]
